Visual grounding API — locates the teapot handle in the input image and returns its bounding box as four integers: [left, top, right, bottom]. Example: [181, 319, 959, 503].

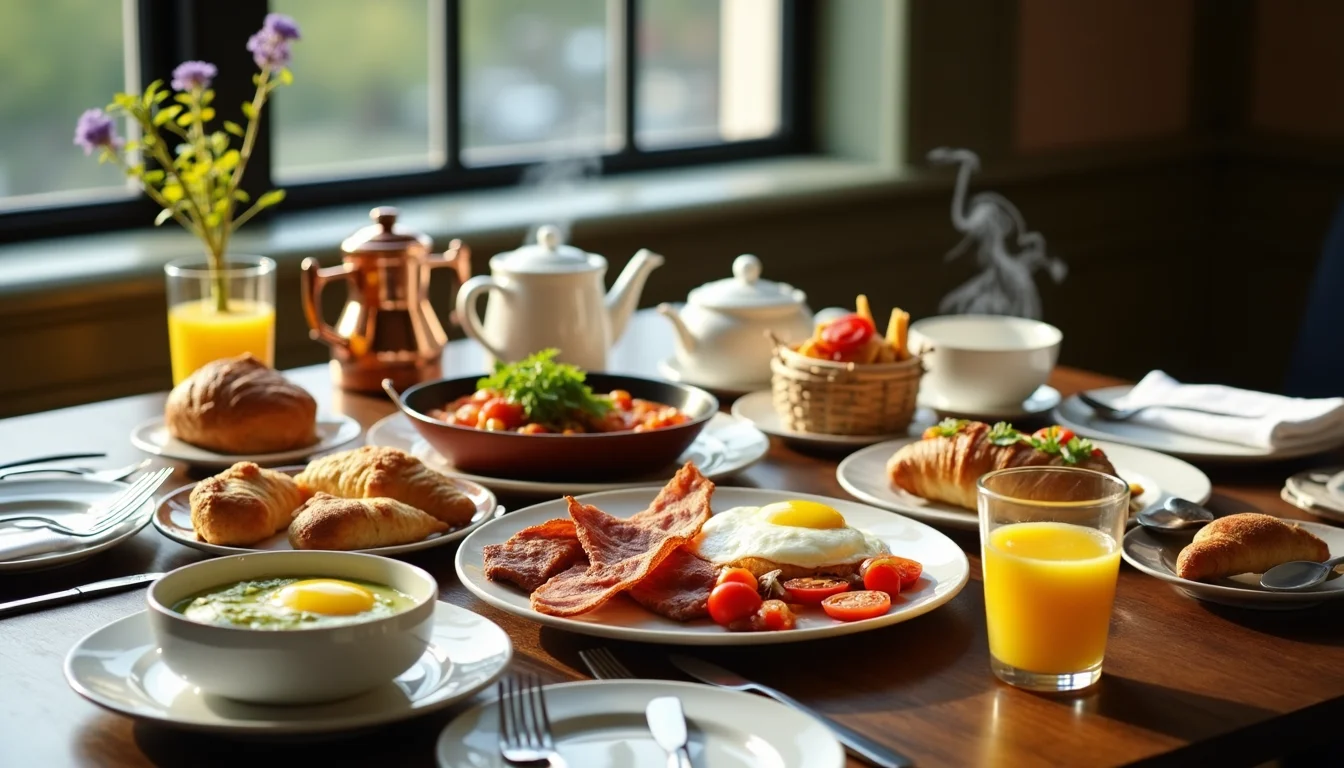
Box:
[300, 258, 357, 350]
[455, 275, 508, 362]
[427, 238, 472, 326]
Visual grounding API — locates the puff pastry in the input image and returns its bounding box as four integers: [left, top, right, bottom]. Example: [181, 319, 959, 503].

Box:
[294, 446, 476, 526]
[288, 493, 449, 550]
[1176, 513, 1329, 581]
[190, 462, 305, 545]
[165, 353, 318, 454]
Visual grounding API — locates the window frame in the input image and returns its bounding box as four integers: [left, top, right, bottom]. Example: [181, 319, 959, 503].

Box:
[0, 0, 812, 243]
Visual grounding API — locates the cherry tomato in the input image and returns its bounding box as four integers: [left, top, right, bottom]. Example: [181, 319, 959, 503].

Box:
[862, 556, 923, 590]
[608, 389, 633, 410]
[821, 590, 891, 622]
[820, 314, 876, 353]
[708, 582, 763, 626]
[453, 402, 482, 426]
[1032, 425, 1075, 444]
[480, 398, 525, 430]
[862, 561, 904, 596]
[782, 576, 850, 604]
[1091, 447, 1105, 458]
[757, 600, 796, 631]
[716, 567, 758, 591]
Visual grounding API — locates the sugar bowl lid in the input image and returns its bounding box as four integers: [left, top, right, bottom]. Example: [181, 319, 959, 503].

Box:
[493, 225, 603, 273]
[342, 206, 432, 255]
[687, 255, 806, 309]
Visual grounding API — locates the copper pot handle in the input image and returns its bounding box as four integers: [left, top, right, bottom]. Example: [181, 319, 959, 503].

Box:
[301, 258, 357, 350]
[427, 239, 472, 326]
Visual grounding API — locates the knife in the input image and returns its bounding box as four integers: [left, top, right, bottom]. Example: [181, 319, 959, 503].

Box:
[0, 453, 107, 472]
[670, 654, 913, 768]
[646, 696, 692, 768]
[0, 573, 162, 618]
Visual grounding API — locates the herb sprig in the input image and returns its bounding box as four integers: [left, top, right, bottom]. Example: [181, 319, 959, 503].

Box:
[476, 349, 611, 429]
[986, 422, 1099, 464]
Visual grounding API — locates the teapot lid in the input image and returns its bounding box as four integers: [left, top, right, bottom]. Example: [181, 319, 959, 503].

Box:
[342, 207, 431, 255]
[687, 255, 806, 309]
[493, 225, 603, 273]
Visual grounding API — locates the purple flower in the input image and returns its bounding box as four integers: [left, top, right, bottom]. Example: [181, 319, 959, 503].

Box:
[263, 13, 301, 41]
[73, 109, 121, 155]
[171, 60, 217, 92]
[247, 31, 292, 69]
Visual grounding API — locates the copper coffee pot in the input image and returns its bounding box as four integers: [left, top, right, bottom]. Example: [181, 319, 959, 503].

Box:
[301, 206, 471, 392]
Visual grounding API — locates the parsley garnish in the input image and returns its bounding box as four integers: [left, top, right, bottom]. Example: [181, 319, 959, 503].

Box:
[931, 418, 969, 437]
[987, 422, 1022, 446]
[476, 349, 611, 429]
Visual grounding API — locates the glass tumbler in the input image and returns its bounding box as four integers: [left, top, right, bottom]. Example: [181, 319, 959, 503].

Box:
[164, 256, 277, 384]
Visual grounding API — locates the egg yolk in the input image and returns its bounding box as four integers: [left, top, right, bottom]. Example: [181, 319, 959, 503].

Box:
[273, 579, 375, 616]
[761, 500, 847, 529]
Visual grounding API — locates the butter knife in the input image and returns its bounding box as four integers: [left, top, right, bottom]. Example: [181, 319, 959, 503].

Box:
[0, 453, 107, 472]
[646, 696, 692, 768]
[0, 573, 162, 618]
[670, 654, 912, 768]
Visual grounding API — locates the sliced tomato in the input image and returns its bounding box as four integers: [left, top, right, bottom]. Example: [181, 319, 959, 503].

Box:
[821, 590, 891, 622]
[1032, 425, 1075, 444]
[757, 600, 796, 631]
[862, 556, 923, 594]
[819, 314, 875, 353]
[708, 582, 763, 626]
[480, 398, 525, 430]
[782, 576, 850, 604]
[716, 567, 758, 591]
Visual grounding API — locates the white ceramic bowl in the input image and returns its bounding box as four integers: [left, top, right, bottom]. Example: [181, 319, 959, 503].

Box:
[909, 315, 1062, 411]
[146, 551, 438, 704]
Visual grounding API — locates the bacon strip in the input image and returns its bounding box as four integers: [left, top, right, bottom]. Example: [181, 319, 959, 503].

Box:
[628, 547, 715, 621]
[482, 518, 587, 592]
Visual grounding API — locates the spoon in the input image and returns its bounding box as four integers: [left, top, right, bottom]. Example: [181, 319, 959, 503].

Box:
[1259, 554, 1344, 591]
[1136, 497, 1215, 533]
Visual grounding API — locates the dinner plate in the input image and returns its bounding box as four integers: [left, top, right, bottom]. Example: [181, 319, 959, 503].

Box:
[730, 390, 938, 449]
[456, 487, 970, 645]
[1053, 386, 1344, 462]
[130, 414, 362, 467]
[1121, 519, 1344, 609]
[436, 679, 843, 768]
[0, 477, 153, 572]
[918, 384, 1062, 421]
[835, 438, 1212, 532]
[64, 602, 512, 735]
[366, 412, 769, 496]
[1282, 468, 1344, 524]
[152, 466, 501, 557]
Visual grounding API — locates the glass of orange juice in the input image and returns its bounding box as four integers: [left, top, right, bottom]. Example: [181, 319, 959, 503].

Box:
[164, 257, 276, 384]
[978, 466, 1129, 692]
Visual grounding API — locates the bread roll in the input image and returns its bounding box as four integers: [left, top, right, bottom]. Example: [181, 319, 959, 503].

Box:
[288, 493, 448, 550]
[1176, 513, 1329, 581]
[294, 446, 476, 526]
[165, 354, 318, 454]
[190, 462, 304, 545]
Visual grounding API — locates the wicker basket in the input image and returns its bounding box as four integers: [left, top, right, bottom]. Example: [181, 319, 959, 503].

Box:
[770, 341, 924, 435]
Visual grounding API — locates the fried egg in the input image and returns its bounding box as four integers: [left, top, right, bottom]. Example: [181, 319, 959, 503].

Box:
[272, 579, 376, 616]
[692, 500, 888, 570]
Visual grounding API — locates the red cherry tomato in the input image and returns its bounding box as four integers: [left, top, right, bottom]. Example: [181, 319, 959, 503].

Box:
[758, 600, 796, 631]
[863, 556, 923, 591]
[862, 561, 904, 596]
[480, 398, 525, 430]
[819, 314, 876, 353]
[782, 576, 850, 604]
[821, 590, 891, 622]
[1032, 425, 1075, 444]
[708, 582, 763, 626]
[716, 567, 758, 591]
[453, 403, 482, 426]
[1091, 447, 1105, 458]
[608, 389, 633, 410]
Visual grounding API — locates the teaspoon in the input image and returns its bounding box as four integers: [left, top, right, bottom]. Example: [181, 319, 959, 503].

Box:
[1136, 497, 1215, 533]
[1259, 554, 1344, 591]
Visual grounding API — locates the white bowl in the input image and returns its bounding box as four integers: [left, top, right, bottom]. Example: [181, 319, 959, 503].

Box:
[147, 551, 437, 704]
[909, 315, 1062, 411]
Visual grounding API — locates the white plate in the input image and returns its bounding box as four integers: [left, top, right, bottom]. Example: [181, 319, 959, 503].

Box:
[151, 466, 501, 557]
[131, 414, 363, 467]
[366, 412, 770, 496]
[1121, 519, 1344, 609]
[455, 487, 970, 645]
[0, 477, 153, 572]
[730, 390, 937, 449]
[1053, 386, 1344, 462]
[436, 679, 843, 768]
[657, 356, 768, 396]
[835, 438, 1212, 532]
[64, 601, 512, 735]
[919, 385, 1062, 420]
[1283, 468, 1344, 523]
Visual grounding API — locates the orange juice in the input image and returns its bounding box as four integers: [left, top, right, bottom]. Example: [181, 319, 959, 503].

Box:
[167, 299, 275, 383]
[982, 521, 1120, 675]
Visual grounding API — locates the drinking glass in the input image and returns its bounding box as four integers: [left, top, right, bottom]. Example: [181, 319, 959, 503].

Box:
[164, 256, 276, 384]
[978, 466, 1129, 692]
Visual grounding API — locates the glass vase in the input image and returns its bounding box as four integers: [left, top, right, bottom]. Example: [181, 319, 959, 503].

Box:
[164, 256, 277, 384]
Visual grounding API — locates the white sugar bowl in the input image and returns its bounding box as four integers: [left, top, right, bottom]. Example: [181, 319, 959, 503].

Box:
[658, 255, 813, 390]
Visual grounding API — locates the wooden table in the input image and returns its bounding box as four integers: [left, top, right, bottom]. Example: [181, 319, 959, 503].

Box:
[1, 312, 1340, 768]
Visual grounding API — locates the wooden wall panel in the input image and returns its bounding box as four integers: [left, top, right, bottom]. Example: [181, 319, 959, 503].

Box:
[1250, 0, 1344, 139]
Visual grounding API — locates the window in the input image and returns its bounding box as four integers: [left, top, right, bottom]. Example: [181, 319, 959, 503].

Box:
[0, 0, 805, 241]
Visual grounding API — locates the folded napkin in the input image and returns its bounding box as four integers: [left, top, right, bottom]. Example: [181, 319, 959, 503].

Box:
[0, 515, 141, 562]
[1111, 371, 1344, 450]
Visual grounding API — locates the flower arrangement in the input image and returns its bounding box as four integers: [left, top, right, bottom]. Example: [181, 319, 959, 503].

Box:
[74, 13, 302, 311]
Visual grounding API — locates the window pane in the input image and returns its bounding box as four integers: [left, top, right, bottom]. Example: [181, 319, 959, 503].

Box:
[0, 0, 132, 209]
[273, 0, 441, 182]
[461, 0, 617, 166]
[637, 0, 782, 149]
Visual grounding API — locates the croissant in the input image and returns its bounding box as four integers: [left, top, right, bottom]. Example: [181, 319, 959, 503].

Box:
[886, 422, 1118, 510]
[288, 493, 449, 550]
[294, 446, 476, 526]
[1176, 513, 1329, 581]
[190, 462, 305, 545]
[165, 353, 318, 454]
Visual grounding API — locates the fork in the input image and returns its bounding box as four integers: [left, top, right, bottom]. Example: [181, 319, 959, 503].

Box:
[578, 647, 634, 680]
[0, 468, 172, 537]
[497, 674, 567, 767]
[0, 459, 152, 483]
[1078, 391, 1254, 422]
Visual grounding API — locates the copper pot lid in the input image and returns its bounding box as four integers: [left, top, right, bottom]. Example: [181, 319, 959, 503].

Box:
[341, 206, 432, 255]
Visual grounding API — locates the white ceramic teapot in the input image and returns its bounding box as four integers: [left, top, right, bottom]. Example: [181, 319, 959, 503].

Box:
[657, 254, 813, 389]
[456, 225, 664, 371]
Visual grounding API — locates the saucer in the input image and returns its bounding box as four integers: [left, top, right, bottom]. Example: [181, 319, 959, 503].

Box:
[1283, 468, 1344, 523]
[657, 356, 767, 397]
[64, 602, 512, 735]
[730, 390, 936, 449]
[917, 385, 1061, 421]
[131, 414, 362, 467]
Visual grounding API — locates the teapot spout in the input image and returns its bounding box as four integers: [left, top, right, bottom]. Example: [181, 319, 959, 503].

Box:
[605, 248, 665, 342]
[657, 303, 695, 354]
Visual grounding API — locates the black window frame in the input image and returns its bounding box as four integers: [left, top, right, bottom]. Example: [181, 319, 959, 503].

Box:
[1, 0, 812, 244]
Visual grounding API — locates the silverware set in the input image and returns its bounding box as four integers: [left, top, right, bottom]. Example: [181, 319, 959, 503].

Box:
[0, 467, 172, 538]
[1078, 391, 1252, 421]
[0, 458, 151, 483]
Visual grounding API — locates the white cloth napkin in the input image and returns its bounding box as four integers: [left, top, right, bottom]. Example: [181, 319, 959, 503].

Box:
[0, 515, 140, 562]
[1111, 370, 1344, 450]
